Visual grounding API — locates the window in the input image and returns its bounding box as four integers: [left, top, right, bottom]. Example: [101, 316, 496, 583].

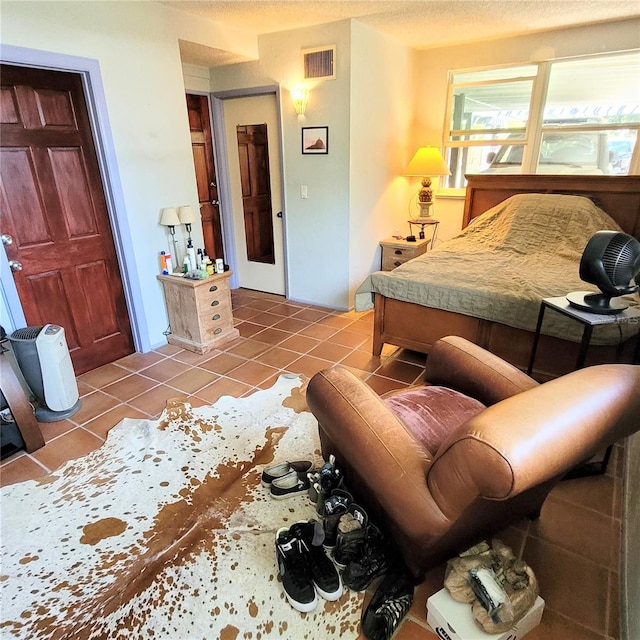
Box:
[443, 51, 640, 188]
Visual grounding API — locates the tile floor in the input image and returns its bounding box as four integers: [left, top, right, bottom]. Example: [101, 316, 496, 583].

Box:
[1, 288, 624, 639]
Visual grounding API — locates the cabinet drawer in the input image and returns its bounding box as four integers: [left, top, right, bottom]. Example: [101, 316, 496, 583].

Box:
[382, 247, 414, 270]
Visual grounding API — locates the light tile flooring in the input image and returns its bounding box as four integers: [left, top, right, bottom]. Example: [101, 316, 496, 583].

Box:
[1, 288, 624, 639]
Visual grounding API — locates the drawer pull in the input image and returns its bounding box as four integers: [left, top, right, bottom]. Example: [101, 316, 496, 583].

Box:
[209, 285, 218, 292]
[211, 300, 219, 307]
[394, 261, 402, 267]
[394, 249, 403, 255]
[214, 328, 222, 335]
[212, 313, 220, 321]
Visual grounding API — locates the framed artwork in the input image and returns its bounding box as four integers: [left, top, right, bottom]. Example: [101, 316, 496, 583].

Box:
[302, 126, 328, 154]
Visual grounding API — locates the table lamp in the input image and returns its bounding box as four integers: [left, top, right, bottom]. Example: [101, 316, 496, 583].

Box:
[404, 147, 451, 218]
[160, 206, 180, 255]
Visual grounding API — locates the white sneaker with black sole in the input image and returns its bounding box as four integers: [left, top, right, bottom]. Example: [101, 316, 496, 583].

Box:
[275, 527, 318, 613]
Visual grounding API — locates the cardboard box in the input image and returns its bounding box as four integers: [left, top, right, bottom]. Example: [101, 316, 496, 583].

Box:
[426, 588, 544, 640]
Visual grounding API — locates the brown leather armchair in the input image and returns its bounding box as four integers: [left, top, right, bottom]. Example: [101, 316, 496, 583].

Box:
[306, 336, 640, 579]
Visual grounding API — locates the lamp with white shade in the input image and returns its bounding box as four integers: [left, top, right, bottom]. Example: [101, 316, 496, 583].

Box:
[404, 147, 451, 219]
[177, 205, 196, 243]
[160, 207, 180, 258]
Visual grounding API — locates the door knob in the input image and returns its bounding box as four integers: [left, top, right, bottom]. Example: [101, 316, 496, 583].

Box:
[276, 211, 283, 218]
[9, 260, 23, 272]
[211, 199, 220, 206]
[1, 234, 13, 246]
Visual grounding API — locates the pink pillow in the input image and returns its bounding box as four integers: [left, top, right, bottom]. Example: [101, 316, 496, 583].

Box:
[383, 386, 486, 456]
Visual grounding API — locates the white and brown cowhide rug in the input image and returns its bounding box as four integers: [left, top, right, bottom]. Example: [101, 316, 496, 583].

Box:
[0, 374, 364, 639]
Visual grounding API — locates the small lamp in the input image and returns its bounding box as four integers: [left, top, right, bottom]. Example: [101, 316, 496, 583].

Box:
[177, 205, 196, 243]
[404, 147, 451, 219]
[291, 88, 309, 117]
[160, 206, 180, 254]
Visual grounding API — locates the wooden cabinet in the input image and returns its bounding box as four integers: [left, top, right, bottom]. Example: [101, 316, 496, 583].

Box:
[380, 237, 430, 271]
[157, 272, 239, 354]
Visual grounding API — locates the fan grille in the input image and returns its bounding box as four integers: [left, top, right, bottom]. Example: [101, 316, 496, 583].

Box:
[602, 233, 636, 283]
[9, 327, 43, 341]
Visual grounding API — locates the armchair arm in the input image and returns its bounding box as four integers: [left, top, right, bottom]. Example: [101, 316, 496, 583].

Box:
[428, 364, 640, 520]
[425, 336, 538, 406]
[306, 366, 450, 539]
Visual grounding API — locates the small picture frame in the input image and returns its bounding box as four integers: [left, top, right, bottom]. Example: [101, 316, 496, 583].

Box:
[302, 126, 329, 154]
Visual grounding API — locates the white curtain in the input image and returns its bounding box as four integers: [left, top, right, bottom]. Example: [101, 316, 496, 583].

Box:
[628, 137, 640, 175]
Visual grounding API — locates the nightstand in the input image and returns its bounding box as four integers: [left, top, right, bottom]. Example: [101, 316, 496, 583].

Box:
[157, 272, 239, 354]
[380, 237, 430, 271]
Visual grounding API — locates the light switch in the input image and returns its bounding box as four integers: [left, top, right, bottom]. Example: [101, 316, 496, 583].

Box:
[300, 185, 308, 199]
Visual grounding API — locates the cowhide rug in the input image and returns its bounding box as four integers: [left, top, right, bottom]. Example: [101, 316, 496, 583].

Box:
[0, 374, 364, 639]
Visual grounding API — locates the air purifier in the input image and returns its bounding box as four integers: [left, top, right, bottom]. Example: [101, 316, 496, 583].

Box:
[8, 325, 81, 422]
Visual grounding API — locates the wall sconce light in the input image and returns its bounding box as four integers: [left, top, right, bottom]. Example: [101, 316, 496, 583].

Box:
[404, 147, 451, 219]
[159, 206, 180, 254]
[291, 88, 309, 117]
[177, 205, 196, 243]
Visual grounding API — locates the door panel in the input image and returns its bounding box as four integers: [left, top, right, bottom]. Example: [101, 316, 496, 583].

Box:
[236, 124, 275, 264]
[186, 94, 223, 261]
[0, 64, 134, 374]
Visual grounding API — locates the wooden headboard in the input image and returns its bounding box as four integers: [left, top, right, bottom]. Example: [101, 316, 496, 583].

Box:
[463, 175, 640, 239]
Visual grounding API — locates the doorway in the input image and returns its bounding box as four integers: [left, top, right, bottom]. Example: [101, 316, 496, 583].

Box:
[186, 93, 224, 262]
[0, 64, 134, 374]
[221, 94, 285, 295]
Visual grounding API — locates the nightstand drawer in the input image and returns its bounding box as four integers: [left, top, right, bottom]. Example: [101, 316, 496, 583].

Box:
[379, 237, 430, 271]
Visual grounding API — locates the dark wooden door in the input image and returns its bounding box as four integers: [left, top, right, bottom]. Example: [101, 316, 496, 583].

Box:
[236, 124, 275, 264]
[0, 64, 134, 375]
[186, 93, 223, 261]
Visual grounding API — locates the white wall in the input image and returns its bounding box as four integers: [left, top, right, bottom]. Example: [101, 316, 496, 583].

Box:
[348, 21, 413, 301]
[0, 1, 257, 348]
[210, 20, 413, 309]
[211, 21, 355, 308]
[413, 18, 640, 239]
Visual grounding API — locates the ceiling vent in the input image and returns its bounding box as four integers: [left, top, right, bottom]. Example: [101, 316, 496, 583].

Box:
[302, 46, 336, 80]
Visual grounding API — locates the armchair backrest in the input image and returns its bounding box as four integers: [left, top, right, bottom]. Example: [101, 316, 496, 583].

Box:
[426, 335, 539, 405]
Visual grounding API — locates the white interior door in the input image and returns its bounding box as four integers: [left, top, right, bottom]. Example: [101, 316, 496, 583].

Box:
[223, 94, 285, 295]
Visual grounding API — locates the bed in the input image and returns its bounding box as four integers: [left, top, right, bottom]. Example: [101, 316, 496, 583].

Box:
[357, 175, 640, 380]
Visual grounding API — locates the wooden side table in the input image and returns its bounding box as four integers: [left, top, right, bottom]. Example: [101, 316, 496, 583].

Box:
[157, 272, 239, 354]
[380, 237, 430, 271]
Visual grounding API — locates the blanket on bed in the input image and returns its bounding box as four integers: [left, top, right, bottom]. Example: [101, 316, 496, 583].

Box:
[356, 194, 639, 344]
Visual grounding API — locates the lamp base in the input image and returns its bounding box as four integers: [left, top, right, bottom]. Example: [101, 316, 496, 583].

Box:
[417, 201, 434, 218]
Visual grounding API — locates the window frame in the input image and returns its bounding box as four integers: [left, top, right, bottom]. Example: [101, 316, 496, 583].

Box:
[441, 52, 640, 193]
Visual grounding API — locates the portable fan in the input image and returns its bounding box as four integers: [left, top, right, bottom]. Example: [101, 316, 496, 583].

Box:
[567, 230, 640, 314]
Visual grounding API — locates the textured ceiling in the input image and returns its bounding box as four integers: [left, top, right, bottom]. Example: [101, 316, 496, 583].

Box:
[160, 0, 640, 66]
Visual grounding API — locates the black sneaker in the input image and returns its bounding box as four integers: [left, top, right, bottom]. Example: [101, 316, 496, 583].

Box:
[290, 520, 343, 601]
[333, 503, 368, 569]
[275, 527, 318, 612]
[270, 469, 311, 499]
[342, 525, 394, 592]
[321, 488, 353, 549]
[361, 568, 415, 640]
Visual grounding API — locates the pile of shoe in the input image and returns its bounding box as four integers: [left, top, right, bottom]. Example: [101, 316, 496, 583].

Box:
[261, 459, 313, 499]
[268, 454, 415, 640]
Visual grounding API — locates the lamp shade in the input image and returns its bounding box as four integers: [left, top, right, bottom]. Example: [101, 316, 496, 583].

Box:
[177, 205, 196, 225]
[160, 207, 180, 226]
[404, 147, 451, 177]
